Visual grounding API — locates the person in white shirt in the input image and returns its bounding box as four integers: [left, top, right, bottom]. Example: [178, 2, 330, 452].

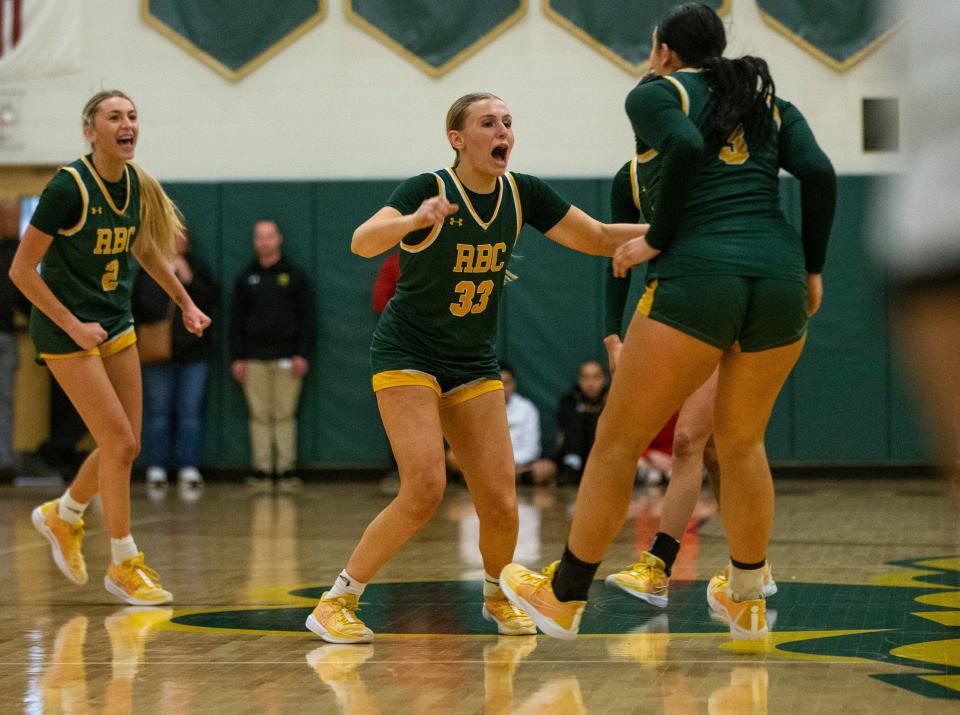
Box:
[447, 363, 556, 485]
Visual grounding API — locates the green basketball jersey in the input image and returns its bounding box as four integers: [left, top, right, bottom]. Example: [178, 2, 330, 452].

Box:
[627, 70, 806, 281]
[373, 168, 568, 373]
[29, 156, 141, 350]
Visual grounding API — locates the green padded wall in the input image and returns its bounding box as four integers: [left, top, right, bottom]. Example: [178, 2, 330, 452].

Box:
[163, 175, 931, 469]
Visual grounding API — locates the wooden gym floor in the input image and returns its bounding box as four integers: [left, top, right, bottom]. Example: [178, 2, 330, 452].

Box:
[0, 476, 957, 713]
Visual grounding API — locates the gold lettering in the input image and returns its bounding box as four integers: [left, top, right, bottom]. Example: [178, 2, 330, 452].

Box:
[453, 244, 475, 273]
[94, 229, 112, 255]
[112, 227, 128, 254]
[474, 244, 492, 273]
[491, 242, 506, 272]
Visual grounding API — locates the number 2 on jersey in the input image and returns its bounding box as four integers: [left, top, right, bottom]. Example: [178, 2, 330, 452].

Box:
[449, 280, 493, 317]
[101, 259, 120, 291]
[719, 125, 749, 165]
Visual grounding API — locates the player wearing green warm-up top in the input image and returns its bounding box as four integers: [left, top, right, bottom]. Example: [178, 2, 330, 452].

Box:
[502, 2, 836, 641]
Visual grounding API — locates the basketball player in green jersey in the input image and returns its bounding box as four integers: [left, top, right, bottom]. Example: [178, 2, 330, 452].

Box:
[306, 92, 651, 643]
[602, 157, 776, 607]
[502, 3, 835, 640]
[10, 90, 211, 605]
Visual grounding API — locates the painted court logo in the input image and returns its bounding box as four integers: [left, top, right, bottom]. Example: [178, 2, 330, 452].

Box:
[166, 556, 960, 701]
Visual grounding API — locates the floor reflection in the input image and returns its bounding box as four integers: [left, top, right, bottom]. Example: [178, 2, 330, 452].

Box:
[306, 644, 377, 714]
[35, 607, 174, 715]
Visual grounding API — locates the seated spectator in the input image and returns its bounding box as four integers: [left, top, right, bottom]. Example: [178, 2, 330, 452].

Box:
[132, 229, 219, 492]
[447, 363, 556, 485]
[553, 360, 609, 485]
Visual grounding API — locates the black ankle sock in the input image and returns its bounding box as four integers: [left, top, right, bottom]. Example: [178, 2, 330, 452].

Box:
[730, 557, 766, 571]
[552, 545, 600, 602]
[648, 532, 681, 576]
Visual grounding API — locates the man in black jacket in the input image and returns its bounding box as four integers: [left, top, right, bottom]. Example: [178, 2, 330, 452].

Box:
[230, 220, 316, 492]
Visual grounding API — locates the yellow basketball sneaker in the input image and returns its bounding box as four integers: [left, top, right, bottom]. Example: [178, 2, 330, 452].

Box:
[604, 551, 669, 607]
[104, 554, 173, 606]
[717, 563, 778, 597]
[306, 592, 374, 644]
[499, 562, 586, 640]
[707, 571, 767, 640]
[482, 595, 537, 635]
[32, 499, 88, 585]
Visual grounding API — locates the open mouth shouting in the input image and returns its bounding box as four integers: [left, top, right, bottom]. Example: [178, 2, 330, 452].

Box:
[491, 143, 509, 166]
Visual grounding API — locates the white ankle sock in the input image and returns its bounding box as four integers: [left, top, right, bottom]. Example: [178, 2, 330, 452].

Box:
[730, 563, 765, 601]
[327, 569, 365, 598]
[483, 572, 502, 598]
[58, 490, 88, 525]
[111, 535, 138, 565]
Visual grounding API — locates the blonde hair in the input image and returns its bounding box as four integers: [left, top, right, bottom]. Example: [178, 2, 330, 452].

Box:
[445, 92, 501, 168]
[131, 162, 182, 260]
[81, 90, 181, 259]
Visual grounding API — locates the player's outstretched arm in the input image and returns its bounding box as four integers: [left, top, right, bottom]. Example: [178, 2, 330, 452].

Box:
[352, 196, 459, 258]
[544, 206, 650, 258]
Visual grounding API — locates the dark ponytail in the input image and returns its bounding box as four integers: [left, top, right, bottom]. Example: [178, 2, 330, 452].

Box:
[700, 55, 775, 154]
[656, 3, 776, 154]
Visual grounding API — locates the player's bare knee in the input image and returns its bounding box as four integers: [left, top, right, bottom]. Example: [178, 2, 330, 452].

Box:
[100, 429, 139, 464]
[397, 473, 446, 522]
[672, 428, 705, 460]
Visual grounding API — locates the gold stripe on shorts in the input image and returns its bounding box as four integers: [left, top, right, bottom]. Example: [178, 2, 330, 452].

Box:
[440, 379, 503, 410]
[637, 279, 659, 317]
[40, 327, 137, 361]
[372, 369, 442, 396]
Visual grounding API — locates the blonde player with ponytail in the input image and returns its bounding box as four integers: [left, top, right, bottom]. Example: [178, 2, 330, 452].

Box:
[9, 90, 210, 605]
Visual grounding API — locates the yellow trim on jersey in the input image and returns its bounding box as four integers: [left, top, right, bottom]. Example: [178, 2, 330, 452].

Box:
[773, 104, 782, 129]
[401, 174, 445, 253]
[57, 167, 89, 237]
[637, 279, 658, 317]
[440, 378, 503, 409]
[81, 156, 131, 216]
[446, 168, 503, 231]
[662, 75, 690, 116]
[636, 148, 658, 164]
[40, 327, 137, 361]
[628, 157, 641, 211]
[504, 172, 523, 243]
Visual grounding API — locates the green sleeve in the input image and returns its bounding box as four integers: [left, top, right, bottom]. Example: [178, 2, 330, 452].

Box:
[624, 79, 704, 250]
[511, 173, 572, 234]
[385, 172, 440, 245]
[777, 100, 836, 274]
[29, 170, 83, 236]
[604, 161, 640, 338]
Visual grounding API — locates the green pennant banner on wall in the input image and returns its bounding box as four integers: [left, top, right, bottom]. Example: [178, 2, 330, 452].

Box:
[544, 0, 730, 75]
[346, 0, 527, 77]
[757, 0, 901, 70]
[142, 0, 326, 81]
